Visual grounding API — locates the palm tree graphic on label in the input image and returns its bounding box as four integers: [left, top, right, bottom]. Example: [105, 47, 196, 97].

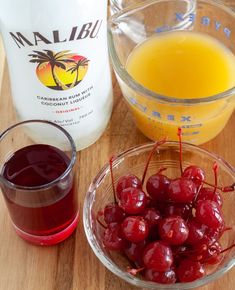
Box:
[29, 50, 89, 91]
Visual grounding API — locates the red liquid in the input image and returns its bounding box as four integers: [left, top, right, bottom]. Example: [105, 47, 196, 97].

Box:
[1, 144, 78, 241]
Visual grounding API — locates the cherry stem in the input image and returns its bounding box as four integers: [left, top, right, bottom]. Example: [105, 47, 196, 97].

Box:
[194, 176, 235, 193]
[141, 138, 167, 185]
[109, 156, 117, 204]
[156, 167, 167, 175]
[127, 266, 145, 276]
[177, 127, 183, 175]
[192, 183, 203, 210]
[221, 183, 235, 192]
[220, 243, 235, 254]
[223, 226, 232, 232]
[213, 162, 218, 196]
[202, 179, 235, 193]
[96, 216, 107, 229]
[174, 247, 200, 257]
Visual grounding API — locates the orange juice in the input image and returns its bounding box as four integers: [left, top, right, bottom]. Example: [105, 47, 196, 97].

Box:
[125, 31, 235, 144]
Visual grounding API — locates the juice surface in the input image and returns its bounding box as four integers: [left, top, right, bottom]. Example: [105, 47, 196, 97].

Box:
[125, 31, 235, 144]
[2, 144, 70, 187]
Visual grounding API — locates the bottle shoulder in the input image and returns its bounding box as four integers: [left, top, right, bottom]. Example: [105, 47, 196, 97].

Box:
[0, 0, 108, 30]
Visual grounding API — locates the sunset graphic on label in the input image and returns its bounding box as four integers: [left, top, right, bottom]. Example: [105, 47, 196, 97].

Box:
[29, 50, 89, 91]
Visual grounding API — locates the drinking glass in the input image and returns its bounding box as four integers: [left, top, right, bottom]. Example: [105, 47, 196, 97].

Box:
[0, 120, 78, 246]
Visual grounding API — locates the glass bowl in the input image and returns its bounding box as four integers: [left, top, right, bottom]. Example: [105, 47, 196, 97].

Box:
[83, 141, 235, 289]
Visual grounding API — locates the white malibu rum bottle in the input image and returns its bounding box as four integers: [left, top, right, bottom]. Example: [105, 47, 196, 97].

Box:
[0, 0, 113, 150]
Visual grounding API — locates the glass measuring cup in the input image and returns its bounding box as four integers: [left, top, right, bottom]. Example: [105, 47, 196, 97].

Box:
[108, 0, 235, 145]
[110, 0, 145, 14]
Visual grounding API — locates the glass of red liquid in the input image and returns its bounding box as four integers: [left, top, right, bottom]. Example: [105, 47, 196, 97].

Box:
[0, 120, 78, 246]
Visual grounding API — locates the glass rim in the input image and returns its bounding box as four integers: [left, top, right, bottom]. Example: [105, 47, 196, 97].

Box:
[108, 0, 235, 104]
[83, 141, 235, 289]
[0, 119, 77, 191]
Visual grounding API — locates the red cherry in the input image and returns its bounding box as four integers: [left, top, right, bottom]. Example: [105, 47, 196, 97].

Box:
[146, 174, 170, 202]
[206, 223, 225, 241]
[196, 187, 223, 208]
[186, 218, 207, 246]
[143, 241, 173, 271]
[121, 216, 149, 243]
[182, 165, 205, 188]
[163, 203, 192, 220]
[172, 245, 193, 265]
[102, 223, 127, 251]
[124, 240, 146, 266]
[192, 241, 222, 264]
[204, 242, 223, 265]
[192, 223, 225, 256]
[143, 207, 161, 228]
[168, 177, 197, 203]
[193, 235, 216, 255]
[158, 216, 189, 245]
[195, 200, 224, 229]
[104, 203, 126, 224]
[119, 187, 147, 214]
[177, 259, 205, 282]
[145, 268, 177, 284]
[116, 174, 142, 199]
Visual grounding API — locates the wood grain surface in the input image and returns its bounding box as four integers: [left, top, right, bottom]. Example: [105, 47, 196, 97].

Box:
[1, 1, 235, 289]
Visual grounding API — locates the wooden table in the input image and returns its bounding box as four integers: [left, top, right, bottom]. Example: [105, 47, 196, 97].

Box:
[1, 3, 235, 289]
